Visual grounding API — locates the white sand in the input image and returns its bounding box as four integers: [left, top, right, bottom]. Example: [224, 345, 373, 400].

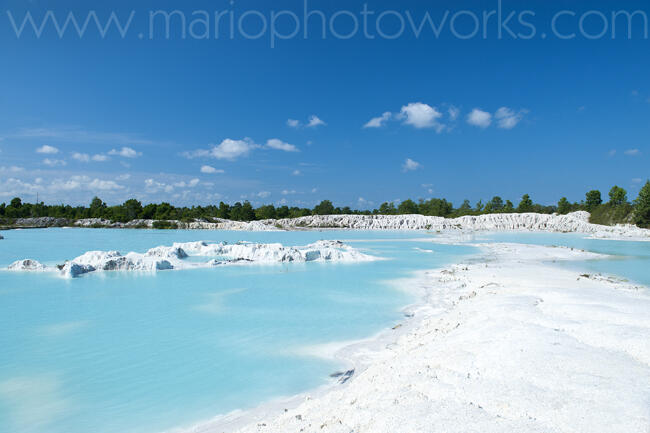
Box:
[270, 212, 650, 240]
[73, 213, 650, 240]
[185, 242, 650, 433]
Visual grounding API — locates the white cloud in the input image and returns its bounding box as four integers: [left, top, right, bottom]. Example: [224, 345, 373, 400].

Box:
[212, 139, 257, 160]
[292, 169, 302, 176]
[399, 103, 444, 131]
[0, 178, 39, 197]
[71, 152, 90, 162]
[72, 152, 109, 163]
[145, 179, 174, 194]
[365, 104, 521, 131]
[608, 149, 617, 157]
[282, 189, 297, 195]
[47, 175, 123, 192]
[184, 138, 258, 161]
[311, 188, 318, 193]
[624, 149, 640, 156]
[358, 197, 374, 206]
[285, 115, 326, 129]
[266, 138, 299, 152]
[173, 178, 200, 188]
[0, 175, 125, 199]
[200, 165, 224, 174]
[307, 115, 326, 128]
[448, 106, 460, 121]
[632, 178, 643, 184]
[50, 178, 81, 191]
[109, 147, 141, 158]
[467, 108, 492, 128]
[42, 158, 66, 167]
[36, 145, 59, 154]
[402, 158, 421, 172]
[88, 179, 124, 191]
[116, 174, 131, 181]
[494, 107, 526, 129]
[0, 166, 25, 173]
[257, 191, 271, 198]
[364, 112, 392, 128]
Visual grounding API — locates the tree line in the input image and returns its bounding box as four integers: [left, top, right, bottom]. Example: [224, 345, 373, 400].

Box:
[1, 181, 649, 228]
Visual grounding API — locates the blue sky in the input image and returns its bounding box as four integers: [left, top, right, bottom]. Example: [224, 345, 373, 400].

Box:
[0, 0, 648, 208]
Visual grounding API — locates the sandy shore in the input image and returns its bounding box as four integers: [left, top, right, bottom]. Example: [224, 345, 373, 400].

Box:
[183, 242, 650, 433]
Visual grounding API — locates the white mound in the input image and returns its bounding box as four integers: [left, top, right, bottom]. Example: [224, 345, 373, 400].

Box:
[6, 240, 375, 278]
[270, 212, 650, 239]
[173, 240, 373, 263]
[73, 212, 649, 238]
[59, 250, 175, 278]
[74, 218, 281, 231]
[8, 259, 47, 272]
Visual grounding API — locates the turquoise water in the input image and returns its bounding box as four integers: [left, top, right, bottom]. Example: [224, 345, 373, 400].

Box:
[0, 229, 476, 433]
[1, 229, 647, 433]
[470, 232, 650, 287]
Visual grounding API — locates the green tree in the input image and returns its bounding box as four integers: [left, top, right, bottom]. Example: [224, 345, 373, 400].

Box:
[634, 181, 650, 228]
[378, 202, 397, 215]
[240, 201, 256, 221]
[608, 186, 628, 206]
[397, 199, 418, 214]
[255, 204, 277, 220]
[517, 194, 533, 213]
[557, 197, 571, 215]
[585, 190, 602, 211]
[419, 198, 453, 216]
[453, 199, 472, 216]
[122, 199, 143, 220]
[141, 203, 158, 219]
[504, 200, 515, 213]
[216, 202, 230, 219]
[313, 200, 335, 216]
[276, 205, 290, 219]
[154, 202, 173, 220]
[485, 196, 504, 213]
[229, 202, 244, 221]
[89, 197, 107, 218]
[10, 197, 22, 209]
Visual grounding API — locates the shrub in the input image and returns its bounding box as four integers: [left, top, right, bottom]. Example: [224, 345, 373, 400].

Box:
[152, 220, 178, 230]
